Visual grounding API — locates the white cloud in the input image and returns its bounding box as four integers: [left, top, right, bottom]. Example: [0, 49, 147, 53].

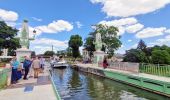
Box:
[76, 21, 83, 28]
[118, 26, 125, 35]
[0, 9, 18, 22]
[128, 39, 132, 42]
[126, 23, 144, 33]
[131, 43, 138, 49]
[18, 20, 73, 39]
[136, 27, 166, 38]
[32, 17, 42, 22]
[91, 0, 170, 17]
[99, 17, 137, 27]
[121, 45, 124, 48]
[99, 17, 138, 35]
[30, 38, 68, 54]
[31, 38, 68, 47]
[165, 29, 170, 33]
[35, 20, 73, 33]
[149, 35, 170, 46]
[6, 22, 16, 27]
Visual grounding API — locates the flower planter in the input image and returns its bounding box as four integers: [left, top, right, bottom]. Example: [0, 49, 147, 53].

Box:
[0, 62, 6, 68]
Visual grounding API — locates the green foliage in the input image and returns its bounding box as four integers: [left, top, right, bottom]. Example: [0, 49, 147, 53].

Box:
[0, 21, 20, 55]
[31, 51, 36, 58]
[84, 24, 122, 57]
[123, 40, 170, 64]
[69, 34, 83, 59]
[66, 47, 72, 57]
[84, 37, 95, 58]
[123, 49, 147, 63]
[44, 51, 55, 56]
[137, 39, 147, 51]
[151, 50, 170, 64]
[96, 24, 122, 56]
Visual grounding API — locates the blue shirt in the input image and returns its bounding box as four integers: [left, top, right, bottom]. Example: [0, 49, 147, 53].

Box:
[12, 60, 19, 69]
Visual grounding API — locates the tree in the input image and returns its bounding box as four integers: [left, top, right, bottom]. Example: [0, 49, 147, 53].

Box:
[44, 51, 55, 56]
[0, 21, 20, 55]
[123, 49, 147, 63]
[31, 51, 36, 58]
[152, 50, 170, 64]
[69, 35, 83, 59]
[92, 24, 122, 57]
[136, 39, 152, 62]
[66, 47, 72, 57]
[137, 39, 147, 51]
[84, 36, 95, 58]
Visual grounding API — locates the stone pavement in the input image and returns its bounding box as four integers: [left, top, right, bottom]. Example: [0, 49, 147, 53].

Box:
[0, 65, 57, 100]
[76, 64, 170, 83]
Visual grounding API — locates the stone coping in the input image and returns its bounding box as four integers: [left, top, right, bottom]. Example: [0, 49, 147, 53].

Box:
[75, 64, 170, 83]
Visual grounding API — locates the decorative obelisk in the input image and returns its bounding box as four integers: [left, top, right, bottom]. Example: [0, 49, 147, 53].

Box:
[93, 32, 107, 66]
[15, 20, 34, 62]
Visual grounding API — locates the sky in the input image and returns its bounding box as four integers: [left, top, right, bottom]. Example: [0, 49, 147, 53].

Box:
[0, 0, 170, 54]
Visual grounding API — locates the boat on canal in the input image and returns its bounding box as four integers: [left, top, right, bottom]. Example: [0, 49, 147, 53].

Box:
[51, 60, 68, 68]
[50, 56, 68, 68]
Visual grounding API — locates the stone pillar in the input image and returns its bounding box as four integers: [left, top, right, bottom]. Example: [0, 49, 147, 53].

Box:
[93, 51, 106, 67]
[15, 48, 32, 62]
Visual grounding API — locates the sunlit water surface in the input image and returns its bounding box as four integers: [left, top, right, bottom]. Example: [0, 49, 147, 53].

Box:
[51, 67, 169, 100]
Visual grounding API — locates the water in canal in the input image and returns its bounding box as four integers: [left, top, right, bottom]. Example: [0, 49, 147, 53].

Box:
[51, 66, 169, 100]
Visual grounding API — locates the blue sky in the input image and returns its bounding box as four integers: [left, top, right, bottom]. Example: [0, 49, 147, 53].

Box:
[0, 0, 170, 54]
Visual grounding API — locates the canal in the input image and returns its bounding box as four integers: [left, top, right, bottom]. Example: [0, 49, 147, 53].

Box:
[51, 66, 169, 100]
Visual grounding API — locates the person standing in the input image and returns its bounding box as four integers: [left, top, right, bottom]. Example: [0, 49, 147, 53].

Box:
[32, 57, 40, 78]
[11, 56, 19, 84]
[28, 58, 35, 78]
[103, 57, 108, 69]
[23, 56, 32, 80]
[40, 57, 45, 73]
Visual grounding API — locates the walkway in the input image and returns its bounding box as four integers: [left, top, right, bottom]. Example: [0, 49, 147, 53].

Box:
[0, 65, 57, 100]
[76, 63, 170, 83]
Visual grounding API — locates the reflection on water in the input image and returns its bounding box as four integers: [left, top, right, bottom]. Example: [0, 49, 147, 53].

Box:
[51, 67, 169, 100]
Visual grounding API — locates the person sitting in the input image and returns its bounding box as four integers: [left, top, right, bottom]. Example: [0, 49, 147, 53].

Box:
[11, 56, 19, 84]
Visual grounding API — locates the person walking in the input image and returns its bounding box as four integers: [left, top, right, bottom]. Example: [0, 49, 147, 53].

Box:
[23, 56, 32, 80]
[28, 58, 35, 78]
[32, 57, 41, 78]
[103, 57, 108, 69]
[40, 57, 45, 73]
[11, 56, 19, 84]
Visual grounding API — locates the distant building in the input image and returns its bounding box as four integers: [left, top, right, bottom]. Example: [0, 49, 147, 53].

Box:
[82, 48, 90, 62]
[111, 53, 124, 62]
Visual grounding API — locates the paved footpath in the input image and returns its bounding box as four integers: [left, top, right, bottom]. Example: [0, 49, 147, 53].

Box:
[75, 63, 170, 83]
[0, 65, 57, 100]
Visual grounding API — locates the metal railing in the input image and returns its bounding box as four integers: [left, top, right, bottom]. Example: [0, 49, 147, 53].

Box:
[106, 62, 139, 73]
[139, 63, 170, 77]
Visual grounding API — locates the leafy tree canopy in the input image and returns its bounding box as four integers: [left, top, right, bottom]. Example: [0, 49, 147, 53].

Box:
[0, 21, 20, 55]
[69, 34, 83, 59]
[84, 24, 122, 57]
[123, 49, 147, 63]
[44, 51, 55, 56]
[123, 40, 170, 64]
[152, 50, 170, 64]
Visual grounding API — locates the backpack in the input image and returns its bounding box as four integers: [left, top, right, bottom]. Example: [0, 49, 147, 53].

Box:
[23, 60, 31, 68]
